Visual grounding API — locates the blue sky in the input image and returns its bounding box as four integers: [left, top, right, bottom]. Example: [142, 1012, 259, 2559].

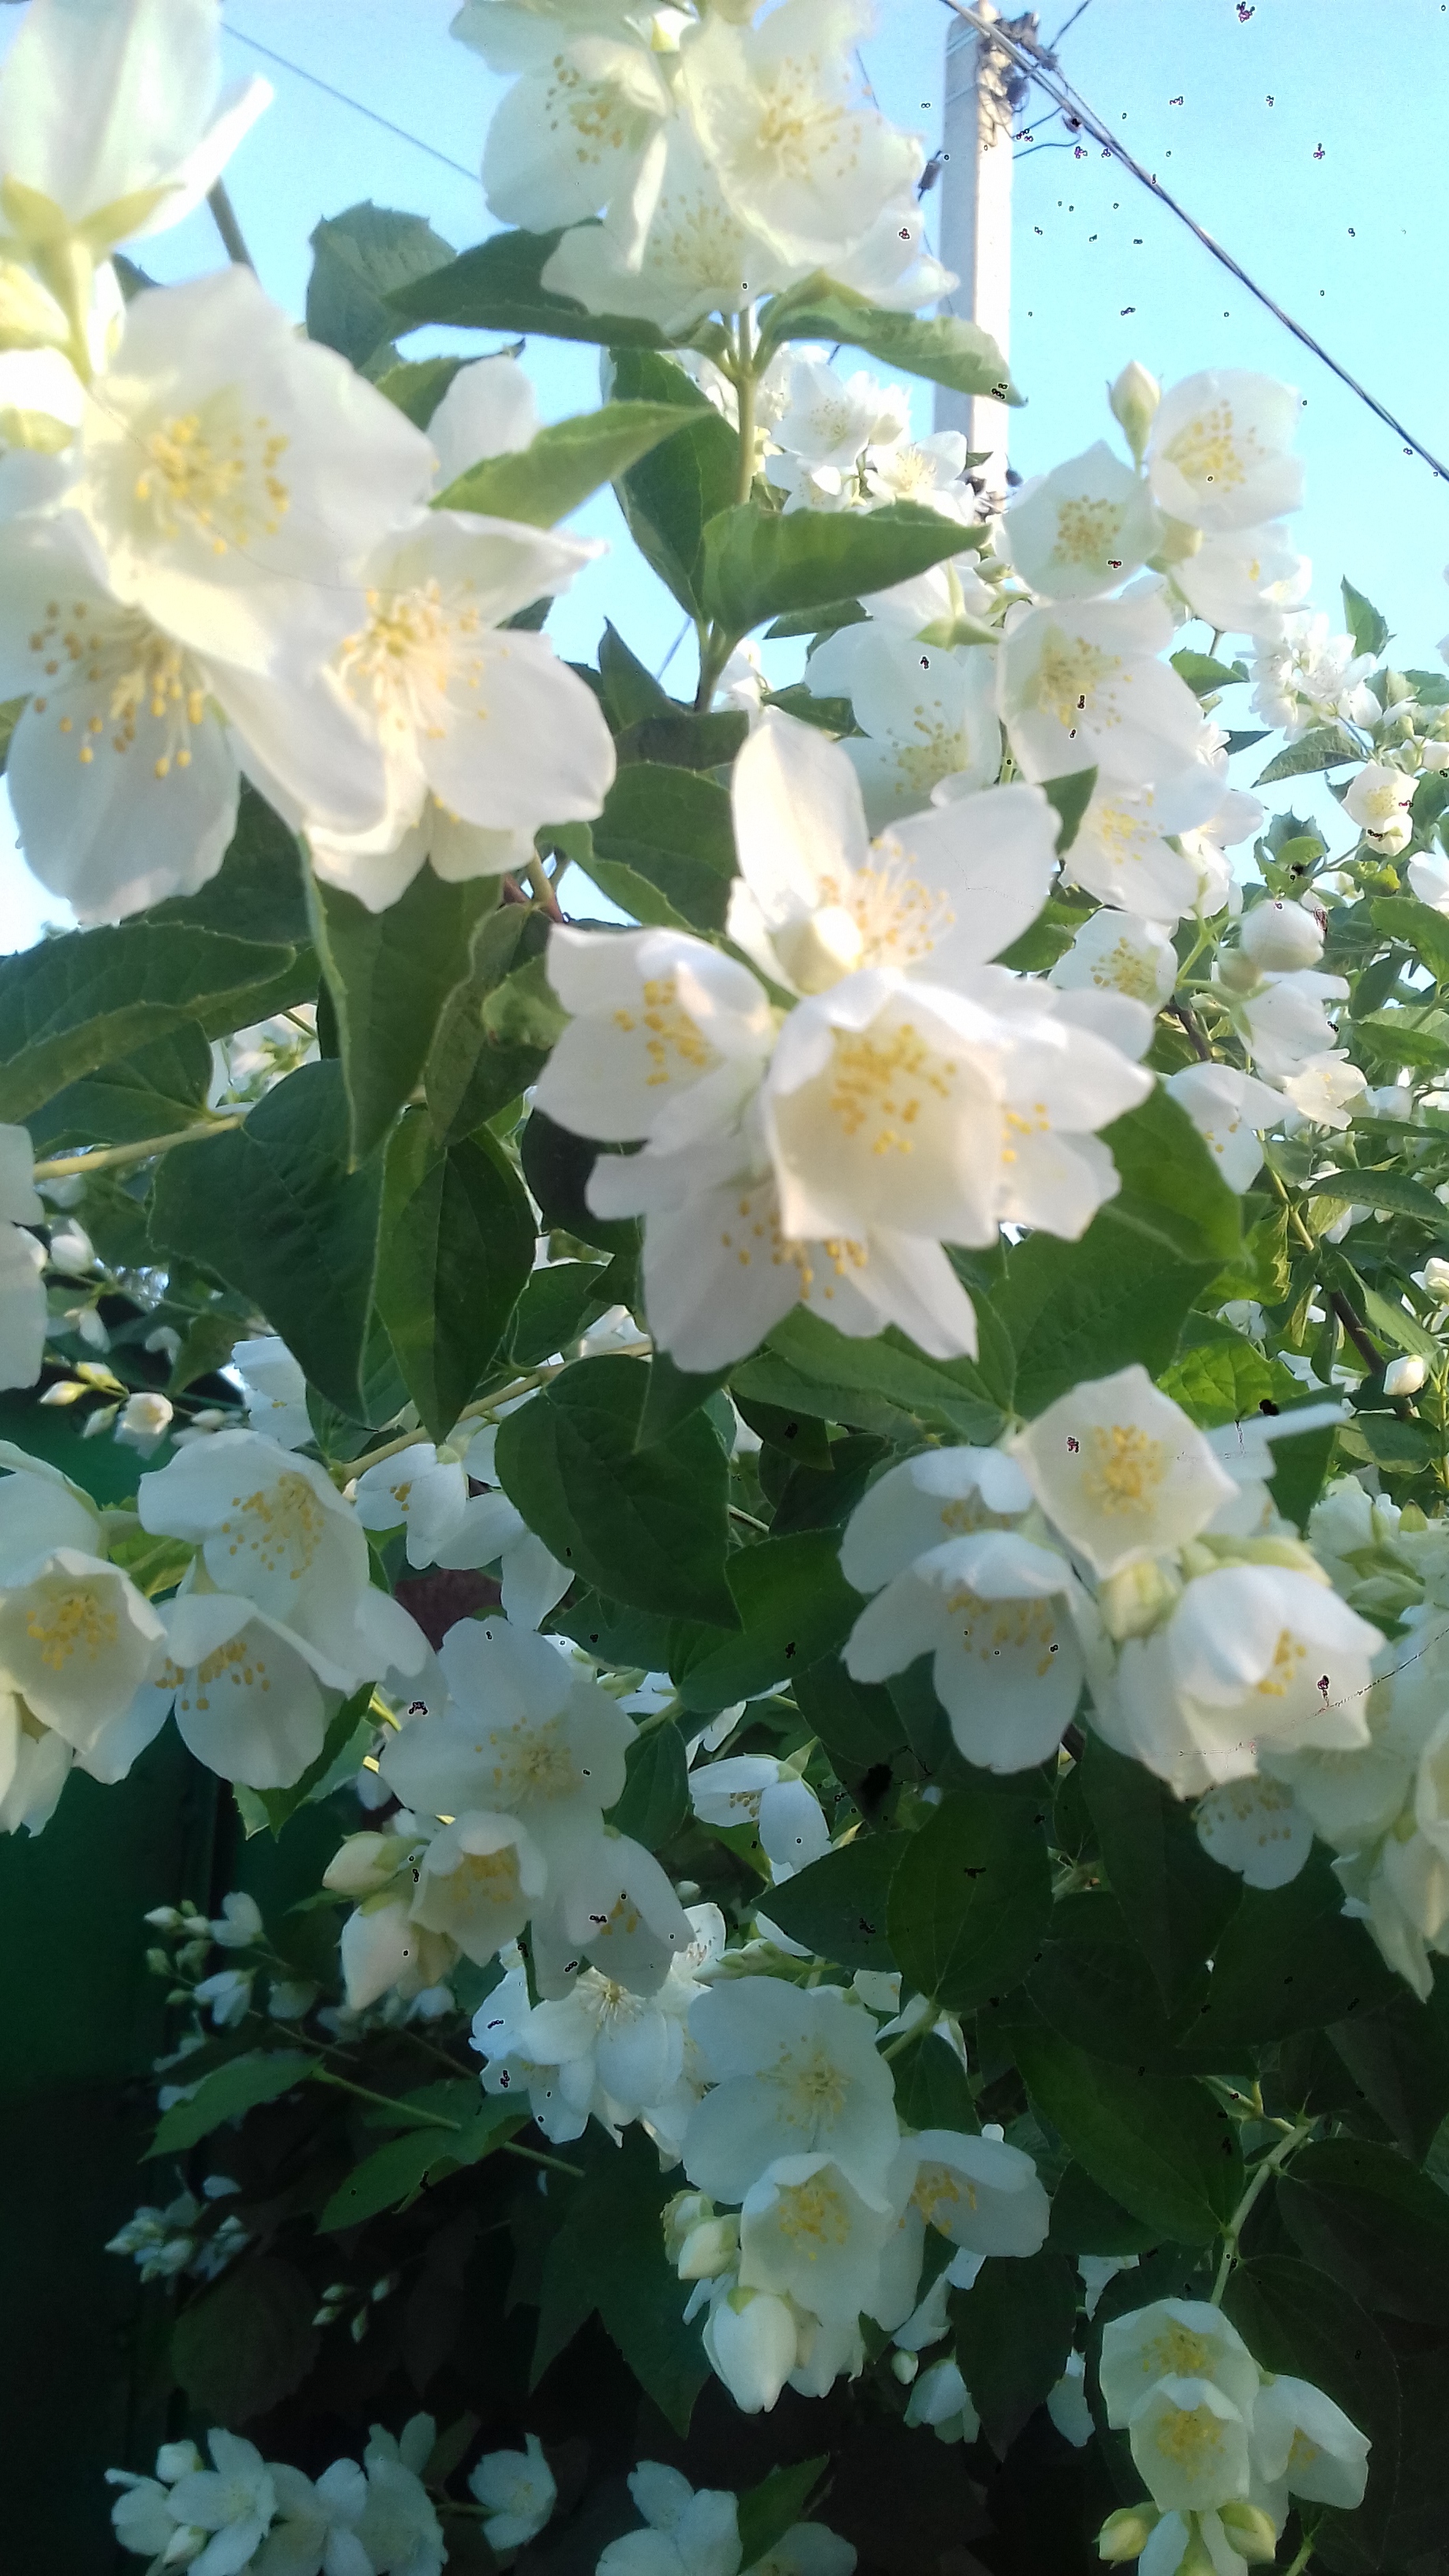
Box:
[4, 0, 1448, 942]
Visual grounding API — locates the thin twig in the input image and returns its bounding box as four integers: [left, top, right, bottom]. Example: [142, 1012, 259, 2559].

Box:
[207, 181, 256, 271]
[33, 1114, 245, 1182]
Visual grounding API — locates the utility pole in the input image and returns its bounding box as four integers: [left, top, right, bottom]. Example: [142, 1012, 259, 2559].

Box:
[932, 5, 1037, 494]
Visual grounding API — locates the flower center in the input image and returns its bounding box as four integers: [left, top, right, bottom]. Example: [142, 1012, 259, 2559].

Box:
[945, 1586, 1061, 1677]
[182, 1633, 273, 1709]
[1032, 628, 1122, 731]
[912, 2163, 979, 2228]
[24, 1582, 118, 1669]
[133, 402, 290, 553]
[1163, 402, 1249, 492]
[217, 1472, 327, 1583]
[612, 974, 720, 1088]
[1254, 1629, 1308, 1698]
[1152, 2402, 1227, 2466]
[1143, 2323, 1213, 2379]
[1081, 1422, 1168, 1515]
[767, 2040, 848, 2129]
[826, 1020, 959, 1154]
[1054, 495, 1127, 566]
[776, 2177, 852, 2253]
[337, 581, 486, 745]
[817, 839, 958, 972]
[27, 597, 210, 779]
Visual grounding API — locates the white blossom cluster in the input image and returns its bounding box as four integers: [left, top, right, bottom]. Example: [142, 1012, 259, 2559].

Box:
[1095, 2298, 1368, 2576]
[597, 2462, 854, 2576]
[109, 2415, 447, 2576]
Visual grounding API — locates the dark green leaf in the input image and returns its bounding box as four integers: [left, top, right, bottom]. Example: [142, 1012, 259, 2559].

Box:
[0, 924, 298, 1123]
[244, 1687, 377, 1837]
[320, 2098, 520, 2230]
[375, 1109, 534, 1438]
[388, 226, 670, 346]
[26, 1021, 212, 1152]
[1341, 578, 1391, 661]
[672, 1530, 859, 1710]
[1328, 1985, 1449, 2161]
[1027, 1891, 1216, 2072]
[735, 2461, 829, 2571]
[520, 1108, 642, 1256]
[494, 1354, 735, 1625]
[605, 1720, 690, 1850]
[758, 281, 1020, 404]
[312, 864, 503, 1166]
[1276, 2136, 1449, 2322]
[1170, 650, 1248, 695]
[307, 201, 455, 370]
[439, 400, 691, 526]
[952, 2245, 1076, 2451]
[171, 2256, 319, 2422]
[608, 349, 739, 620]
[700, 500, 975, 641]
[372, 352, 467, 428]
[150, 786, 312, 949]
[148, 1061, 383, 1416]
[510, 1259, 612, 1367]
[1011, 2027, 1241, 2242]
[1041, 767, 1098, 854]
[887, 1788, 1052, 2012]
[1256, 723, 1363, 784]
[794, 1654, 906, 1776]
[1079, 1735, 1240, 2009]
[1305, 1165, 1447, 1225]
[1159, 1328, 1300, 1428]
[764, 1306, 1008, 1440]
[615, 709, 749, 770]
[1189, 1852, 1401, 2049]
[148, 2052, 312, 2155]
[760, 1833, 906, 1969]
[635, 1350, 732, 1446]
[586, 763, 736, 934]
[1048, 2162, 1160, 2256]
[598, 619, 676, 728]
[893, 2030, 979, 2133]
[425, 904, 551, 1146]
[533, 2130, 707, 2432]
[1222, 2256, 1398, 2573]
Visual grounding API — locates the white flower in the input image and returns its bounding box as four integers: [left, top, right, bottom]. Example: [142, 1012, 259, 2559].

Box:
[844, 1525, 1084, 1773]
[0, 1688, 72, 1833]
[1193, 1775, 1312, 1888]
[426, 354, 537, 491]
[545, 1825, 695, 1995]
[862, 431, 975, 520]
[254, 2457, 371, 2576]
[1114, 1564, 1380, 1796]
[1046, 2351, 1095, 2449]
[1235, 971, 1348, 1080]
[1279, 1048, 1368, 1132]
[1146, 370, 1304, 534]
[232, 1336, 310, 1452]
[1013, 1365, 1237, 1578]
[1048, 907, 1178, 1007]
[409, 1810, 549, 1964]
[677, 0, 922, 271]
[1130, 2378, 1252, 2514]
[167, 2429, 277, 2576]
[304, 508, 615, 909]
[0, 1125, 46, 1391]
[1001, 442, 1163, 600]
[467, 2434, 556, 2552]
[683, 1975, 898, 2200]
[597, 2462, 742, 2576]
[747, 2525, 856, 2576]
[210, 1888, 263, 1948]
[773, 358, 904, 469]
[1238, 898, 1324, 973]
[354, 2419, 444, 2576]
[903, 2355, 979, 2443]
[0, 0, 271, 261]
[537, 923, 775, 1156]
[380, 1613, 634, 1873]
[1344, 760, 1415, 854]
[1101, 2300, 1261, 2426]
[115, 1389, 173, 1455]
[1252, 611, 1372, 738]
[700, 2281, 799, 2416]
[739, 2151, 895, 2323]
[0, 1546, 163, 1763]
[998, 590, 1205, 788]
[126, 1589, 346, 1791]
[1172, 522, 1309, 642]
[1408, 848, 1449, 912]
[1249, 2373, 1370, 2510]
[543, 118, 799, 334]
[432, 1485, 573, 1632]
[904, 2127, 1051, 2255]
[339, 1894, 456, 2013]
[840, 1446, 1034, 1586]
[1385, 1354, 1428, 1398]
[1165, 1064, 1284, 1192]
[473, 1958, 597, 2144]
[801, 629, 1003, 832]
[353, 1443, 470, 1571]
[1065, 775, 1219, 926]
[466, 9, 670, 234]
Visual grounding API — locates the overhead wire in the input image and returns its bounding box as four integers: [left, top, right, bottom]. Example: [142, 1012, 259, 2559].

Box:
[221, 17, 480, 183]
[938, 0, 1449, 483]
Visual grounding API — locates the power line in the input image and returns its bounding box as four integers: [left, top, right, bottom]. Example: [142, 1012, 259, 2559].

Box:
[221, 17, 481, 184]
[939, 0, 1449, 484]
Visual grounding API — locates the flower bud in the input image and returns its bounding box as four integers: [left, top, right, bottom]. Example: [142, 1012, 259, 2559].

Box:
[1421, 739, 1449, 773]
[701, 2284, 796, 2414]
[1097, 2505, 1159, 2561]
[1239, 897, 1325, 973]
[1150, 515, 1204, 566]
[116, 1390, 174, 1453]
[324, 1833, 410, 1897]
[662, 2189, 713, 2263]
[1215, 946, 1262, 995]
[1099, 1556, 1182, 1641]
[678, 2215, 740, 2281]
[1386, 1354, 1428, 1397]
[1217, 2502, 1281, 2563]
[1422, 1257, 1449, 1299]
[890, 2348, 919, 2384]
[1109, 360, 1161, 461]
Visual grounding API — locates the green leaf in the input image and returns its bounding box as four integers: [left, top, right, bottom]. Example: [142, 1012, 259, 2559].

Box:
[26, 1022, 212, 1152]
[608, 348, 740, 620]
[1027, 1891, 1216, 2073]
[0, 924, 298, 1124]
[148, 2051, 312, 2155]
[1305, 1164, 1448, 1225]
[425, 905, 552, 1146]
[307, 201, 455, 371]
[171, 2256, 319, 2423]
[763, 1306, 1008, 1441]
[150, 785, 312, 949]
[735, 2461, 829, 2572]
[585, 762, 736, 934]
[533, 2130, 708, 2432]
[952, 2245, 1076, 2452]
[243, 1687, 377, 1838]
[148, 1061, 383, 1416]
[672, 1530, 860, 1712]
[1100, 1084, 1245, 1263]
[374, 1109, 534, 1439]
[1048, 2162, 1159, 2256]
[1222, 2256, 1399, 2571]
[1256, 722, 1363, 784]
[892, 2030, 978, 2134]
[605, 1720, 690, 1850]
[794, 1654, 906, 1777]
[312, 864, 503, 1166]
[760, 1833, 905, 1969]
[1159, 1327, 1299, 1428]
[887, 1788, 1052, 2012]
[700, 500, 975, 642]
[599, 619, 676, 728]
[758, 280, 1020, 404]
[1080, 1735, 1240, 2009]
[1277, 2136, 1449, 2323]
[1041, 767, 1098, 855]
[520, 1107, 641, 1256]
[1170, 650, 1248, 695]
[1011, 2027, 1241, 2243]
[616, 710, 749, 770]
[320, 2097, 521, 2230]
[1342, 578, 1391, 661]
[510, 1259, 612, 1367]
[438, 400, 691, 526]
[1329, 1984, 1449, 2162]
[495, 1354, 735, 1625]
[372, 352, 467, 428]
[1190, 1854, 1402, 2048]
[388, 225, 669, 347]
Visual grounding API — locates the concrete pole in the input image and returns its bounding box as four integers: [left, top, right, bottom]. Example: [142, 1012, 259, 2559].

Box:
[934, 5, 1034, 494]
